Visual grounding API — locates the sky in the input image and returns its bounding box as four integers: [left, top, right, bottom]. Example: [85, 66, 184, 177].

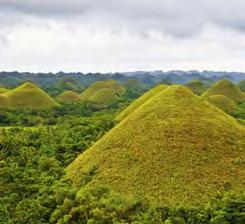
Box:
[1, 0, 245, 73]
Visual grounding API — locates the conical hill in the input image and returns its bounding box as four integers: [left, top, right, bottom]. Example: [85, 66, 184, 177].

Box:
[57, 90, 81, 103]
[80, 80, 125, 101]
[67, 85, 245, 206]
[206, 94, 241, 115]
[0, 87, 10, 94]
[4, 82, 59, 109]
[185, 80, 206, 95]
[116, 84, 168, 121]
[202, 80, 245, 103]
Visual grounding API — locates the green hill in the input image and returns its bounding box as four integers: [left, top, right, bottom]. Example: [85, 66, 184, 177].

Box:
[88, 88, 120, 109]
[185, 80, 206, 95]
[116, 84, 168, 121]
[67, 85, 245, 207]
[2, 82, 59, 109]
[0, 87, 10, 94]
[202, 80, 245, 103]
[206, 94, 241, 115]
[57, 91, 81, 103]
[80, 80, 125, 108]
[239, 80, 245, 92]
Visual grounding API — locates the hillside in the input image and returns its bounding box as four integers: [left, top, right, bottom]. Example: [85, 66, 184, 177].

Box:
[80, 80, 125, 108]
[185, 80, 206, 95]
[88, 88, 120, 109]
[202, 80, 245, 103]
[1, 82, 59, 109]
[67, 85, 245, 207]
[0, 87, 10, 94]
[116, 84, 168, 121]
[206, 94, 241, 115]
[57, 91, 81, 103]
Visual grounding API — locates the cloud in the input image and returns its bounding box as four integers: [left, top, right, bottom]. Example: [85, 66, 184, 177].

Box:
[0, 0, 245, 72]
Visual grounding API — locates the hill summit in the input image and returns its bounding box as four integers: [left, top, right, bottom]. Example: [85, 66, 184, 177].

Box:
[67, 85, 245, 206]
[1, 82, 59, 109]
[202, 80, 245, 103]
[57, 90, 81, 103]
[80, 80, 125, 108]
[116, 84, 168, 121]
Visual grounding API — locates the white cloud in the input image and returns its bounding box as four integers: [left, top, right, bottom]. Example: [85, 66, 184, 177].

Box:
[0, 1, 245, 72]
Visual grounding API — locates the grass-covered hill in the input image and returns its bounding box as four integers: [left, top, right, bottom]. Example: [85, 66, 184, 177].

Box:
[206, 94, 241, 115]
[116, 84, 168, 121]
[185, 80, 207, 95]
[57, 90, 81, 103]
[0, 87, 10, 94]
[80, 80, 125, 107]
[0, 82, 59, 109]
[67, 85, 245, 207]
[202, 80, 245, 103]
[88, 89, 120, 109]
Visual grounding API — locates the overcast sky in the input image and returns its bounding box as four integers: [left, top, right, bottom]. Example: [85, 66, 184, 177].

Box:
[1, 0, 245, 73]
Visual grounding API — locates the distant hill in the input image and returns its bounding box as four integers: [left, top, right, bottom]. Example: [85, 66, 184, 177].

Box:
[80, 80, 125, 108]
[0, 82, 59, 109]
[67, 85, 245, 206]
[116, 84, 168, 121]
[185, 80, 207, 95]
[57, 91, 81, 103]
[0, 71, 245, 89]
[202, 80, 245, 103]
[206, 94, 241, 115]
[239, 80, 245, 92]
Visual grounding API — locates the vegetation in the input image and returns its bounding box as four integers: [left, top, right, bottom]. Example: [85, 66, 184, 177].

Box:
[0, 78, 244, 223]
[116, 84, 168, 121]
[56, 91, 81, 103]
[0, 87, 10, 94]
[0, 82, 59, 109]
[67, 85, 245, 206]
[202, 80, 245, 103]
[80, 80, 125, 108]
[185, 80, 207, 95]
[239, 80, 245, 92]
[206, 94, 242, 115]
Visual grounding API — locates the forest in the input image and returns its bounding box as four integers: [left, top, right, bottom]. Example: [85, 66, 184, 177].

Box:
[0, 76, 244, 224]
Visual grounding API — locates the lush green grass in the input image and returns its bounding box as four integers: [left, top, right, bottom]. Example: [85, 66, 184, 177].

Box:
[185, 80, 207, 95]
[202, 80, 245, 103]
[0, 87, 10, 94]
[205, 94, 242, 115]
[80, 80, 125, 108]
[67, 85, 245, 207]
[116, 84, 168, 121]
[57, 90, 81, 103]
[89, 88, 120, 109]
[0, 82, 59, 109]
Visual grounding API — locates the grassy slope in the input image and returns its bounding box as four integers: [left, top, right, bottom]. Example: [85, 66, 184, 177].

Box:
[185, 80, 206, 95]
[57, 91, 81, 103]
[116, 84, 168, 121]
[80, 80, 125, 101]
[67, 85, 245, 207]
[202, 80, 245, 103]
[4, 82, 59, 109]
[206, 94, 241, 115]
[0, 87, 10, 94]
[89, 88, 119, 108]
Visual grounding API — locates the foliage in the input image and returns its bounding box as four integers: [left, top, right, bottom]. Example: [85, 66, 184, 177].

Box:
[0, 113, 115, 223]
[202, 80, 245, 103]
[185, 80, 207, 95]
[56, 91, 81, 103]
[67, 85, 245, 206]
[0, 82, 59, 109]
